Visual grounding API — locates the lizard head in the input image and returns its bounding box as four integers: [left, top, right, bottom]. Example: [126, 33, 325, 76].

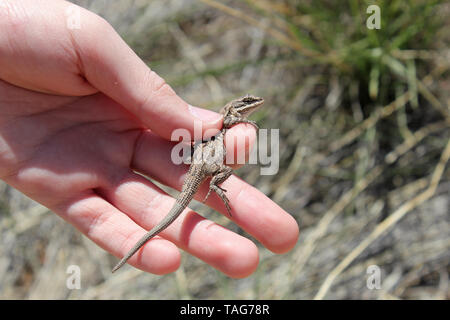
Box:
[220, 94, 264, 119]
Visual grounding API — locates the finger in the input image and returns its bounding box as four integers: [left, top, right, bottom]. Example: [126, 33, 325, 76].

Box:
[54, 191, 181, 275]
[65, 2, 223, 140]
[99, 171, 259, 278]
[132, 131, 299, 254]
[0, 0, 223, 139]
[224, 123, 257, 169]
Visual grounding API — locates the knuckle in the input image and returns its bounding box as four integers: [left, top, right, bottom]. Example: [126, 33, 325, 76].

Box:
[90, 13, 114, 34]
[135, 70, 176, 114]
[146, 70, 175, 98]
[79, 4, 112, 30]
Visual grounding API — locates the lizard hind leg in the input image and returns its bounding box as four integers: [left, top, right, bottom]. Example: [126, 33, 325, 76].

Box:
[203, 165, 233, 216]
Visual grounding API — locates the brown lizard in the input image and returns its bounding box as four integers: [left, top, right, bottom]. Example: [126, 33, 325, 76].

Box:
[112, 95, 264, 272]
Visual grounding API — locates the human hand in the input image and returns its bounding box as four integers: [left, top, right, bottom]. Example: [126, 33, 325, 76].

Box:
[0, 0, 298, 278]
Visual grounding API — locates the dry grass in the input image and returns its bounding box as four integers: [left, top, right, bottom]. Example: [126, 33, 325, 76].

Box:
[0, 0, 449, 299]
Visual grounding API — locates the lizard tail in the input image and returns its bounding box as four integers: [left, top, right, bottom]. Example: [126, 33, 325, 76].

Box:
[111, 202, 185, 273]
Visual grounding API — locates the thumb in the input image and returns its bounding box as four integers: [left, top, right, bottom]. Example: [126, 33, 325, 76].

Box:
[0, 0, 222, 140]
[71, 5, 222, 139]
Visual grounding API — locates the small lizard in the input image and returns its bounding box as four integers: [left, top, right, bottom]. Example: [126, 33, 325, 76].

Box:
[112, 95, 264, 272]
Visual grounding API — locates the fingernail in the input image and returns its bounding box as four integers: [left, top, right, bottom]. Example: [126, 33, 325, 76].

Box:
[188, 105, 222, 122]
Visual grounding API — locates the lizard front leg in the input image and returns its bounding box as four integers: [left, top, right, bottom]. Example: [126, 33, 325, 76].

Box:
[203, 165, 233, 216]
[223, 116, 259, 130]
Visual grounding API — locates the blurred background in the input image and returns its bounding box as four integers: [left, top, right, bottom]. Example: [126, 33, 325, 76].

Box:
[0, 0, 449, 299]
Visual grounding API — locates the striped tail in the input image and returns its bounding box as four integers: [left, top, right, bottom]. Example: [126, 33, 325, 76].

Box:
[112, 202, 186, 273]
[111, 173, 203, 273]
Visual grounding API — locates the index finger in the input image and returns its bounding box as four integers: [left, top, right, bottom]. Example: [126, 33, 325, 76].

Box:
[132, 130, 299, 254]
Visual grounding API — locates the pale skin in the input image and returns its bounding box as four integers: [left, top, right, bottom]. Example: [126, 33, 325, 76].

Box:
[0, 0, 299, 278]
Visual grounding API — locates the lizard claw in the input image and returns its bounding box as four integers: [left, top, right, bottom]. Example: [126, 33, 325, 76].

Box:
[203, 189, 212, 203]
[223, 199, 232, 217]
[204, 185, 232, 217]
